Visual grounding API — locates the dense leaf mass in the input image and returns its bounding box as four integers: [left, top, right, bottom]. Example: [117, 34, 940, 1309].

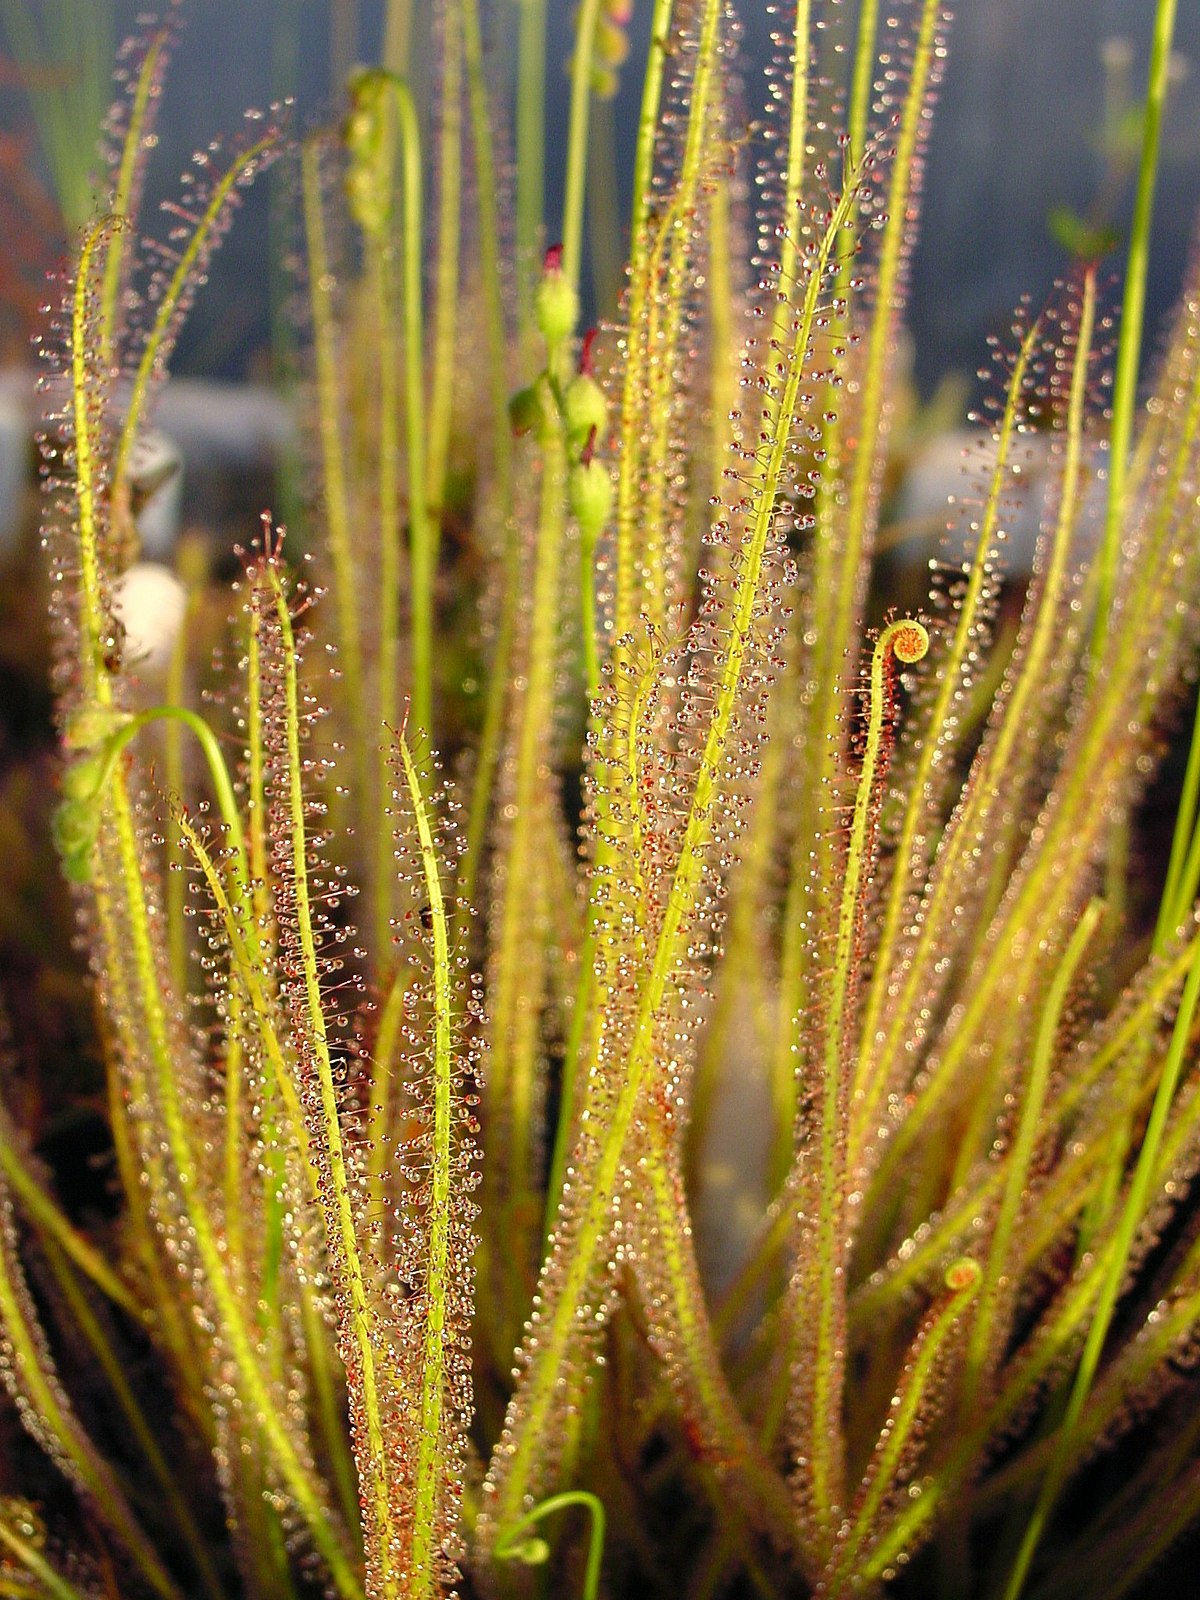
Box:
[0, 2, 1196, 1598]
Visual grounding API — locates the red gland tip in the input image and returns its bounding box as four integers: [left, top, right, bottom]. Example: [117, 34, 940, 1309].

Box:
[580, 327, 599, 376]
[580, 425, 598, 468]
[543, 242, 564, 274]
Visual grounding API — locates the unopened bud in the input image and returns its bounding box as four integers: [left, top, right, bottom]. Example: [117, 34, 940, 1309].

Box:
[52, 794, 102, 885]
[54, 705, 134, 884]
[590, 63, 620, 99]
[54, 750, 110, 887]
[534, 245, 579, 349]
[569, 454, 613, 532]
[596, 17, 631, 69]
[344, 68, 396, 239]
[63, 704, 132, 752]
[508, 374, 557, 441]
[584, 1, 634, 99]
[508, 1537, 550, 1567]
[564, 374, 608, 451]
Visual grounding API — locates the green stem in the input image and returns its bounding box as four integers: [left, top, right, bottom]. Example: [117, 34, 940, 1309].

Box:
[824, 1260, 981, 1592]
[634, 0, 724, 625]
[586, 97, 621, 315]
[98, 23, 167, 369]
[0, 1516, 89, 1600]
[560, 0, 603, 297]
[383, 0, 413, 73]
[394, 730, 464, 1597]
[496, 1491, 607, 1600]
[852, 311, 1045, 1138]
[71, 216, 119, 700]
[460, 0, 513, 503]
[638, 1146, 796, 1548]
[1001, 893, 1200, 1599]
[579, 519, 601, 704]
[120, 707, 246, 872]
[428, 2, 462, 517]
[0, 1195, 181, 1599]
[1159, 687, 1200, 939]
[457, 0, 517, 914]
[962, 900, 1104, 1413]
[804, 618, 929, 1538]
[0, 1116, 139, 1319]
[302, 134, 369, 820]
[104, 774, 362, 1598]
[394, 80, 434, 739]
[846, 0, 879, 169]
[163, 597, 192, 995]
[630, 0, 675, 249]
[42, 1242, 226, 1600]
[1093, 0, 1179, 658]
[485, 174, 859, 1533]
[516, 0, 547, 347]
[374, 216, 403, 955]
[270, 571, 395, 1594]
[111, 134, 279, 503]
[486, 436, 564, 1215]
[610, 0, 674, 633]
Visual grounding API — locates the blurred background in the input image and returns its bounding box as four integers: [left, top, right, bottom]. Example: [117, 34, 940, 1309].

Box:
[0, 0, 1197, 387]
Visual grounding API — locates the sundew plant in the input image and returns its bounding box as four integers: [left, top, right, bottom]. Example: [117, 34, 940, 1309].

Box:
[2, 0, 1200, 1595]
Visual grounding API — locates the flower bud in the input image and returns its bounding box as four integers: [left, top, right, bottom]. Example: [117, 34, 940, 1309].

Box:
[596, 16, 631, 69]
[534, 245, 579, 350]
[63, 704, 132, 752]
[569, 455, 613, 533]
[52, 792, 102, 885]
[508, 374, 557, 442]
[54, 749, 110, 886]
[507, 1537, 550, 1567]
[54, 706, 133, 883]
[579, 1, 634, 99]
[564, 374, 608, 451]
[344, 68, 396, 240]
[590, 62, 620, 99]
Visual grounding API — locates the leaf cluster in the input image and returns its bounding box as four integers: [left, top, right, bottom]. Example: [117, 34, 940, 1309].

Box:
[0, 4, 1198, 1600]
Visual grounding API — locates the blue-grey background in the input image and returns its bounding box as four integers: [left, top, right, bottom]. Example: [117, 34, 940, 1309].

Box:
[3, 0, 1198, 393]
